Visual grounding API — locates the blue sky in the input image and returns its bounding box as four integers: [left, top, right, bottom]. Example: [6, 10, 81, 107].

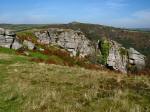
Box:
[0, 0, 150, 28]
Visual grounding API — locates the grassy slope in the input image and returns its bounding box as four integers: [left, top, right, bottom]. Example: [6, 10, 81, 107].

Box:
[0, 49, 150, 112]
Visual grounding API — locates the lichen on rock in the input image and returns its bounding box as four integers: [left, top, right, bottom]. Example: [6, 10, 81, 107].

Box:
[35, 28, 95, 57]
[0, 28, 22, 50]
[98, 39, 146, 74]
[128, 48, 145, 71]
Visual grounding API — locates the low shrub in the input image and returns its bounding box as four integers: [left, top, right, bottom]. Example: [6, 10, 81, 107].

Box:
[16, 31, 37, 43]
[98, 39, 110, 65]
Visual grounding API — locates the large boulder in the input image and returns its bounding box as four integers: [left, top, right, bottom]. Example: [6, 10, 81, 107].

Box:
[0, 28, 22, 49]
[11, 39, 22, 50]
[106, 41, 128, 73]
[23, 40, 35, 50]
[128, 48, 145, 70]
[35, 28, 94, 57]
[98, 39, 145, 73]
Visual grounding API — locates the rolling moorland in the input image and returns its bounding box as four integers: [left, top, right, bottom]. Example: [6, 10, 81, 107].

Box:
[0, 23, 150, 112]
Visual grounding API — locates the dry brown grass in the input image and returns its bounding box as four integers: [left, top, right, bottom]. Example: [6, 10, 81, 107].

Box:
[0, 60, 150, 112]
[0, 50, 150, 112]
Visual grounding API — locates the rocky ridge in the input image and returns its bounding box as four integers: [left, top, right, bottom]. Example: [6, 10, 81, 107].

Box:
[0, 27, 146, 74]
[35, 28, 95, 57]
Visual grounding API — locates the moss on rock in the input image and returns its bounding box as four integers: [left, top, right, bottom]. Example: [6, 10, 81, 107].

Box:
[99, 39, 111, 65]
[119, 47, 128, 56]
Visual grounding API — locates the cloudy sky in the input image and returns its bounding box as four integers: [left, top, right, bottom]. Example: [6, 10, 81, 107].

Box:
[0, 0, 150, 28]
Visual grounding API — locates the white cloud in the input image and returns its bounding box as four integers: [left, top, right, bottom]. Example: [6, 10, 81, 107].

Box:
[111, 9, 150, 28]
[105, 0, 127, 9]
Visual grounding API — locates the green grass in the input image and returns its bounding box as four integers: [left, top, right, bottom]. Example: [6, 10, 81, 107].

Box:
[29, 51, 49, 60]
[0, 47, 16, 54]
[0, 48, 29, 65]
[0, 51, 150, 112]
[29, 51, 64, 65]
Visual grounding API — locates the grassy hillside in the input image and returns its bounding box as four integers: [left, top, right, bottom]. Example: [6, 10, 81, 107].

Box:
[0, 47, 150, 112]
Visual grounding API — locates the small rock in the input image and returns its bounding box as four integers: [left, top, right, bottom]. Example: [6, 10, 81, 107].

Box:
[24, 51, 30, 56]
[39, 48, 45, 52]
[23, 40, 35, 50]
[0, 28, 5, 35]
[11, 38, 22, 50]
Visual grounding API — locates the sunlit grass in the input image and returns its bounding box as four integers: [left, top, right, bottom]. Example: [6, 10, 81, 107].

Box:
[0, 51, 150, 112]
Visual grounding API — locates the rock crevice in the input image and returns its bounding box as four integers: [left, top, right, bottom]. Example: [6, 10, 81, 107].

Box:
[98, 39, 145, 73]
[0, 28, 22, 50]
[35, 28, 95, 57]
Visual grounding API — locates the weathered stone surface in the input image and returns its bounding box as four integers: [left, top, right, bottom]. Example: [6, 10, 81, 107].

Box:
[11, 38, 22, 50]
[23, 40, 35, 50]
[5, 29, 15, 36]
[0, 33, 14, 48]
[35, 31, 50, 45]
[0, 27, 146, 74]
[106, 41, 127, 73]
[35, 28, 94, 57]
[98, 40, 146, 73]
[0, 28, 5, 35]
[128, 48, 145, 70]
[0, 28, 22, 50]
